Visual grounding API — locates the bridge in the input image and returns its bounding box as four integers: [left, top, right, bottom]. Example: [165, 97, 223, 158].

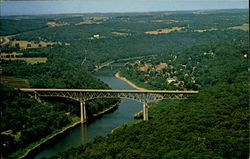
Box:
[19, 88, 198, 123]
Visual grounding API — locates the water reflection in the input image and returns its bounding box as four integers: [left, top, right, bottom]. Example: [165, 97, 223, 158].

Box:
[80, 124, 88, 144]
[33, 74, 142, 159]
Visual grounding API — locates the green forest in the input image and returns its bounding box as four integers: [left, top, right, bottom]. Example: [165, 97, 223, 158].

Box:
[50, 34, 249, 159]
[0, 9, 249, 159]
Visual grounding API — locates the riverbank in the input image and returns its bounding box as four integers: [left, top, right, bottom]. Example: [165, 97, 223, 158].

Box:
[93, 102, 120, 117]
[115, 72, 148, 91]
[23, 74, 143, 159]
[19, 102, 120, 159]
[19, 121, 81, 159]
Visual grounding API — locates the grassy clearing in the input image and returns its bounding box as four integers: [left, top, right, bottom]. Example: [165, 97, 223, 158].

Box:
[145, 27, 184, 35]
[47, 22, 69, 27]
[229, 23, 249, 31]
[194, 28, 218, 32]
[1, 76, 30, 88]
[1, 57, 47, 64]
[76, 21, 102, 25]
[75, 17, 107, 25]
[151, 20, 179, 23]
[11, 40, 57, 49]
[192, 11, 208, 14]
[0, 52, 23, 58]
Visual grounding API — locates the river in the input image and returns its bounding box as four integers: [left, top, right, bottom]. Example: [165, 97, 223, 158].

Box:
[34, 75, 143, 159]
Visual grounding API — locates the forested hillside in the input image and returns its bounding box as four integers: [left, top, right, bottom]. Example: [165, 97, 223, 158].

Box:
[1, 59, 119, 159]
[0, 18, 49, 36]
[50, 35, 249, 159]
[1, 9, 248, 159]
[1, 9, 248, 69]
[120, 37, 248, 90]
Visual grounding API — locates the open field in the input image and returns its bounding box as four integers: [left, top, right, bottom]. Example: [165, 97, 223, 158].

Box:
[194, 28, 218, 32]
[0, 52, 23, 58]
[1, 57, 47, 64]
[1, 76, 29, 88]
[229, 23, 249, 31]
[47, 22, 69, 27]
[76, 21, 102, 25]
[192, 11, 208, 14]
[111, 32, 129, 36]
[145, 27, 184, 35]
[75, 17, 108, 25]
[11, 40, 57, 49]
[151, 20, 179, 23]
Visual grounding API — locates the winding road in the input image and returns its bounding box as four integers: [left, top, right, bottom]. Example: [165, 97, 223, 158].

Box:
[0, 35, 15, 46]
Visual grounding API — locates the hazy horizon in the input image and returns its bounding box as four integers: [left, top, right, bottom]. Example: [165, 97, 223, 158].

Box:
[0, 0, 248, 16]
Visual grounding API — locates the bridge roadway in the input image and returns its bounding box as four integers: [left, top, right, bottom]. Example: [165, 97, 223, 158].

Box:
[19, 88, 198, 123]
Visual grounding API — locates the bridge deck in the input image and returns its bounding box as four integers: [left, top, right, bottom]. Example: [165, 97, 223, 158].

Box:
[19, 88, 198, 94]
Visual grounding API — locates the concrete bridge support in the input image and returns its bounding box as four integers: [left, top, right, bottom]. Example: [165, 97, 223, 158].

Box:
[34, 92, 38, 100]
[80, 101, 87, 123]
[143, 103, 149, 120]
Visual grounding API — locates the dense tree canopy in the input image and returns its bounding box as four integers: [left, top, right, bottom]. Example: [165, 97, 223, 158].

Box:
[0, 9, 248, 159]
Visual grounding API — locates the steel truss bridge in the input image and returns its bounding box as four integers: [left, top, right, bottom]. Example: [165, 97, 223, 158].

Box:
[19, 88, 198, 123]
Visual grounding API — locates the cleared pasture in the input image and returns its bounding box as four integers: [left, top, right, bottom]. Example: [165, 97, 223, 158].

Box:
[1, 57, 47, 64]
[229, 23, 249, 31]
[1, 76, 30, 88]
[194, 28, 218, 32]
[145, 27, 184, 35]
[11, 40, 57, 49]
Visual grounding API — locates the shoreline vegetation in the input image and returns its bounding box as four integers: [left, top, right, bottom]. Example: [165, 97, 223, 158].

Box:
[93, 102, 119, 117]
[115, 72, 148, 91]
[19, 121, 81, 159]
[18, 101, 120, 159]
[114, 72, 145, 122]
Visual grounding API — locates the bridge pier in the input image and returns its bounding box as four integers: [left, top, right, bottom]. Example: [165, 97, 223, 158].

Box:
[19, 89, 198, 123]
[80, 101, 87, 123]
[34, 91, 41, 102]
[34, 92, 38, 100]
[143, 103, 149, 120]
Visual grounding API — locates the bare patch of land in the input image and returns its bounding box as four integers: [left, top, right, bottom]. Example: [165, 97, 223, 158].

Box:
[115, 72, 148, 91]
[145, 27, 184, 35]
[155, 62, 169, 71]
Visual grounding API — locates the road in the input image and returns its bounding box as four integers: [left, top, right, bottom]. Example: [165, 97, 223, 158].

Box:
[0, 35, 16, 46]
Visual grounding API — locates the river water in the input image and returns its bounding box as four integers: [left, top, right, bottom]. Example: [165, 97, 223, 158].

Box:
[34, 75, 142, 159]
